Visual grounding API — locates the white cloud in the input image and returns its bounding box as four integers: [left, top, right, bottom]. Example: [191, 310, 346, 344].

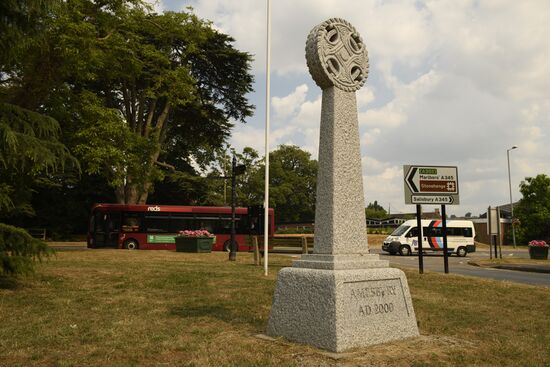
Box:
[272, 84, 308, 120]
[356, 87, 375, 109]
[160, 0, 550, 216]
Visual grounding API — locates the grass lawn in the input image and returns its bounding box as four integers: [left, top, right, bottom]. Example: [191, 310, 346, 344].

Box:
[1, 249, 549, 367]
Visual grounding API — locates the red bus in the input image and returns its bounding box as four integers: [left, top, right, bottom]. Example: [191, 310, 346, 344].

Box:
[87, 203, 274, 251]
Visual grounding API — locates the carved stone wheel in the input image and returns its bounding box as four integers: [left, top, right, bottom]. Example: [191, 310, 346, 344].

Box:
[306, 18, 369, 91]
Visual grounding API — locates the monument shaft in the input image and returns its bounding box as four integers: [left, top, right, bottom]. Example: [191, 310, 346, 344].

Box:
[315, 87, 368, 254]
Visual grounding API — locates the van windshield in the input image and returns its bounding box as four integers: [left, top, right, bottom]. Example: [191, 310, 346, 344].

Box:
[390, 225, 410, 236]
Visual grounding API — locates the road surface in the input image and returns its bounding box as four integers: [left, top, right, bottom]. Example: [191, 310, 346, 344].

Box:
[371, 248, 550, 287]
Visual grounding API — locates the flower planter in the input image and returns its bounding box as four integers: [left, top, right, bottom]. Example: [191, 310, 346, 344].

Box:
[528, 246, 549, 260]
[175, 236, 213, 253]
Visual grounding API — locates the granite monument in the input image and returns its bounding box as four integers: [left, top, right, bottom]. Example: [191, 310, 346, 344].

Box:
[266, 18, 419, 352]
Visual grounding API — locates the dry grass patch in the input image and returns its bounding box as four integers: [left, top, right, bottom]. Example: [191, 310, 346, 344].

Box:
[471, 258, 549, 266]
[0, 249, 549, 366]
[367, 234, 387, 249]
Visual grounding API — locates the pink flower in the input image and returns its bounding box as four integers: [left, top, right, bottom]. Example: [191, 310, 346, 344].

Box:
[177, 229, 213, 237]
[528, 240, 548, 247]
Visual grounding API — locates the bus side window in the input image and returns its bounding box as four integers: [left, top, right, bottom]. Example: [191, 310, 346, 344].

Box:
[219, 218, 232, 234]
[236, 214, 249, 234]
[197, 220, 214, 233]
[122, 212, 142, 232]
[463, 228, 473, 237]
[144, 214, 171, 233]
[171, 215, 195, 232]
[109, 213, 121, 231]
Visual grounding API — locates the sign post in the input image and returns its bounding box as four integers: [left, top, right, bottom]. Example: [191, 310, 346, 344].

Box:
[487, 206, 499, 259]
[441, 204, 449, 273]
[404, 165, 460, 274]
[497, 207, 502, 259]
[416, 204, 424, 274]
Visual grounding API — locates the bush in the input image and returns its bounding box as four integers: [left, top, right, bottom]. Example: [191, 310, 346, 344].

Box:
[515, 174, 550, 244]
[367, 227, 393, 235]
[0, 223, 53, 275]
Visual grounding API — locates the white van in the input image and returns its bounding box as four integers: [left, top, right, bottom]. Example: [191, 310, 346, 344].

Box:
[382, 219, 476, 257]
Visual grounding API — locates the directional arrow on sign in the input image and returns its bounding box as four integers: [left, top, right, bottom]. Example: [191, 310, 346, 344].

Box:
[411, 195, 454, 204]
[406, 167, 419, 193]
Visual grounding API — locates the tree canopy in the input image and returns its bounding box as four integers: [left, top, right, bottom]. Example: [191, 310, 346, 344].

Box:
[0, 0, 255, 270]
[515, 174, 550, 244]
[2, 0, 255, 205]
[0, 0, 65, 274]
[264, 145, 318, 223]
[365, 201, 388, 219]
[157, 144, 319, 224]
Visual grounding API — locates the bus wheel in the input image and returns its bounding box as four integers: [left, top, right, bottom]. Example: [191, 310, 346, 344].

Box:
[399, 245, 411, 256]
[124, 239, 139, 250]
[457, 246, 467, 257]
[223, 240, 238, 252]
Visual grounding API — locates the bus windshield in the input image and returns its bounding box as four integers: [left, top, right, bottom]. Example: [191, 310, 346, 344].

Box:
[390, 225, 410, 236]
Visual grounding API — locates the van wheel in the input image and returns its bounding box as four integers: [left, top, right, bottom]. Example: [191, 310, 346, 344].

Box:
[223, 240, 238, 252]
[124, 239, 139, 250]
[457, 246, 467, 257]
[399, 245, 411, 256]
[389, 251, 397, 256]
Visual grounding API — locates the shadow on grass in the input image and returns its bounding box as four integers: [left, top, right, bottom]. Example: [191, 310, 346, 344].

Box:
[170, 304, 232, 321]
[170, 303, 267, 329]
[0, 276, 20, 290]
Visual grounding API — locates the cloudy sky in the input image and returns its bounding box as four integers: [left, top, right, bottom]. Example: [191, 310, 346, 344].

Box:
[156, 0, 549, 217]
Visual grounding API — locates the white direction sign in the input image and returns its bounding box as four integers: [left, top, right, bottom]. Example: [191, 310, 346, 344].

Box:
[404, 165, 460, 205]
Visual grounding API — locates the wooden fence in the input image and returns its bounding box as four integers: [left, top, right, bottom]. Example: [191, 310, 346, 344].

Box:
[249, 234, 314, 266]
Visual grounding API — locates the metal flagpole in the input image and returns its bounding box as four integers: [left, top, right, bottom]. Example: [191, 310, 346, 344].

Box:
[263, 0, 271, 276]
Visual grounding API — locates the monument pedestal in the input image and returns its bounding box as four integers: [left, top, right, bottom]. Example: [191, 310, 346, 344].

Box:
[267, 257, 419, 352]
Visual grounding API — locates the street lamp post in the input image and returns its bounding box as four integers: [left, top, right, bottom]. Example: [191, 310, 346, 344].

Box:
[229, 155, 246, 262]
[507, 146, 518, 248]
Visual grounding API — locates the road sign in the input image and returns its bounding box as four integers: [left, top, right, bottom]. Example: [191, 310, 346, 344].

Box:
[404, 165, 460, 205]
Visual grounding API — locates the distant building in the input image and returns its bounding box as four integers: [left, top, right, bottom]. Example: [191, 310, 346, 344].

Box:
[472, 203, 518, 245]
[366, 208, 442, 228]
[276, 222, 314, 231]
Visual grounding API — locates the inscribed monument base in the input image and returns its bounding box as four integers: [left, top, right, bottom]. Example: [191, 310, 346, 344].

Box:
[267, 266, 419, 352]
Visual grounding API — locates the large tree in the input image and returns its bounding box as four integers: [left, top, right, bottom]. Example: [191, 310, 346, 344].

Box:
[149, 145, 264, 207]
[4, 0, 254, 204]
[244, 145, 317, 223]
[163, 144, 317, 223]
[0, 0, 69, 273]
[515, 174, 550, 244]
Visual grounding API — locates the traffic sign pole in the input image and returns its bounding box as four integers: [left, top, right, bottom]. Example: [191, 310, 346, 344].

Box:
[442, 205, 449, 274]
[229, 156, 237, 261]
[416, 204, 424, 274]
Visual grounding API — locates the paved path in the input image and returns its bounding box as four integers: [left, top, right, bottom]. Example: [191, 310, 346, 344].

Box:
[371, 249, 550, 287]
